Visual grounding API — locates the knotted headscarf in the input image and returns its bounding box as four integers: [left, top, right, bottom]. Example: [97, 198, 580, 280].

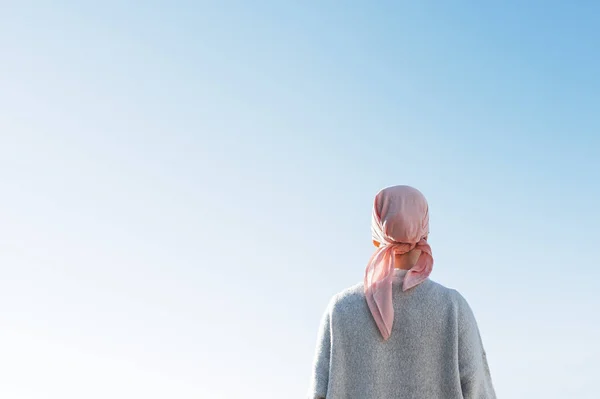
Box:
[364, 185, 434, 340]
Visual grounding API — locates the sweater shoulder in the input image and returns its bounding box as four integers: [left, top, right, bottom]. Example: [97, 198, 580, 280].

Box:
[425, 279, 470, 308]
[327, 279, 468, 315]
[327, 282, 366, 314]
[426, 279, 461, 298]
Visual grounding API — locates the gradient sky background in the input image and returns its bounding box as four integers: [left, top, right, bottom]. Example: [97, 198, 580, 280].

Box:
[1, 1, 599, 398]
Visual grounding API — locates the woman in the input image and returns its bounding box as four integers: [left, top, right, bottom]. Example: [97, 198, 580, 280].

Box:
[308, 185, 496, 399]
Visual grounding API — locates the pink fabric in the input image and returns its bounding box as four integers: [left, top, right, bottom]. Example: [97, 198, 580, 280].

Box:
[364, 185, 434, 340]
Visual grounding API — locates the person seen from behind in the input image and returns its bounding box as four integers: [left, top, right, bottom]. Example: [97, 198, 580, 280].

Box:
[308, 185, 496, 399]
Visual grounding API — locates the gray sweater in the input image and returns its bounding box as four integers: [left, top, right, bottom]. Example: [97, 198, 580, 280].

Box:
[308, 272, 496, 399]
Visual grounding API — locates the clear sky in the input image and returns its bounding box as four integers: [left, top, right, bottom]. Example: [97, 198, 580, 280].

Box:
[1, 1, 599, 398]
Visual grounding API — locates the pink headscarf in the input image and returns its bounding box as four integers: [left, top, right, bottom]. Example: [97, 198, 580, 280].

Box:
[364, 185, 434, 340]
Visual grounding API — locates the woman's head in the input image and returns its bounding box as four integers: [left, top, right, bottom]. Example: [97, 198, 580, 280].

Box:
[371, 185, 430, 246]
[371, 185, 430, 268]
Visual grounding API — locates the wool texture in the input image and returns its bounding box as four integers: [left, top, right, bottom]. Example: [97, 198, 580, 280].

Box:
[308, 275, 496, 399]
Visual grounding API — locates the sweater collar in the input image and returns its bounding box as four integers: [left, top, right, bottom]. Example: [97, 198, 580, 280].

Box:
[392, 268, 409, 283]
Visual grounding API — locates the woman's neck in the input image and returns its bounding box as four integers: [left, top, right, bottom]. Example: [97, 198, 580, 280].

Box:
[394, 252, 420, 270]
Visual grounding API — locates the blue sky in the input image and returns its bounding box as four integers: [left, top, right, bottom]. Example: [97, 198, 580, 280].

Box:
[1, 1, 599, 398]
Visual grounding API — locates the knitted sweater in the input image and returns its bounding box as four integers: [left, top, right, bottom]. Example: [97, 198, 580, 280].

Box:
[308, 270, 496, 399]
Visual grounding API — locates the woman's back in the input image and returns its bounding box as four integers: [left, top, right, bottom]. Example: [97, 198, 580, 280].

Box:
[309, 271, 495, 399]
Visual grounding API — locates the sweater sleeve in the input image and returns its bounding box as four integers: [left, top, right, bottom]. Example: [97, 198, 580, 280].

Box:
[307, 299, 333, 399]
[456, 293, 496, 399]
